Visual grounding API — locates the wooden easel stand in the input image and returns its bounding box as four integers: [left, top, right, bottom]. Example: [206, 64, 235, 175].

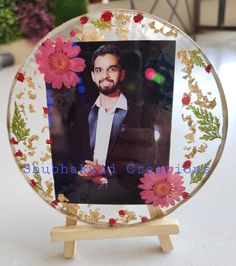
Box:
[51, 216, 180, 258]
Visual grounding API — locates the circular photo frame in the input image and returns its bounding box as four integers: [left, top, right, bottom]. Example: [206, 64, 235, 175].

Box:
[7, 9, 227, 227]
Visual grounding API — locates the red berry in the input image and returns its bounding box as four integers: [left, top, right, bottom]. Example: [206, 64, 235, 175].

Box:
[182, 192, 190, 200]
[46, 139, 53, 145]
[182, 160, 192, 169]
[141, 216, 148, 222]
[205, 64, 212, 73]
[182, 95, 191, 106]
[80, 16, 89, 25]
[109, 218, 116, 226]
[51, 200, 59, 207]
[16, 72, 25, 82]
[43, 107, 48, 114]
[101, 11, 113, 22]
[69, 30, 76, 37]
[15, 150, 23, 157]
[118, 210, 125, 216]
[30, 179, 37, 187]
[10, 137, 18, 145]
[133, 14, 144, 23]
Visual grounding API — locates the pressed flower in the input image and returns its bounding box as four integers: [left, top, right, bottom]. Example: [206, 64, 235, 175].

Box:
[101, 11, 113, 22]
[182, 160, 192, 169]
[133, 13, 143, 23]
[16, 72, 25, 82]
[139, 167, 185, 208]
[35, 36, 86, 89]
[80, 16, 89, 25]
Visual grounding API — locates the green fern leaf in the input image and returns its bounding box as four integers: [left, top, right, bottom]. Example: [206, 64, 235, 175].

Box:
[34, 172, 43, 191]
[91, 19, 112, 30]
[190, 160, 211, 184]
[189, 105, 222, 141]
[11, 102, 30, 142]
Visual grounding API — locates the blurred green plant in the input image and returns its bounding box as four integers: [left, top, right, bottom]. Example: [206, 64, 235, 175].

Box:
[50, 0, 88, 26]
[0, 0, 22, 44]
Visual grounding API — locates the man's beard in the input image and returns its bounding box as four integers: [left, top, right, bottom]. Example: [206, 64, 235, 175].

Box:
[97, 79, 120, 95]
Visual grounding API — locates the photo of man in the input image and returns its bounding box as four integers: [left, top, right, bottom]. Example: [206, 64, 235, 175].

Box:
[48, 41, 175, 204]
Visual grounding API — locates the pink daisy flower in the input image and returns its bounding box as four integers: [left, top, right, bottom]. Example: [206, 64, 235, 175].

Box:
[35, 36, 86, 89]
[138, 167, 185, 208]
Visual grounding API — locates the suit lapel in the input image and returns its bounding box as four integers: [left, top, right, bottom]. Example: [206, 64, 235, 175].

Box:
[88, 105, 98, 156]
[107, 108, 127, 157]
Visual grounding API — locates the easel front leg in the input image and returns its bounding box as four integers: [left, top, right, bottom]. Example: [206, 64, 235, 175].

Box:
[158, 235, 173, 252]
[147, 205, 178, 252]
[64, 216, 77, 258]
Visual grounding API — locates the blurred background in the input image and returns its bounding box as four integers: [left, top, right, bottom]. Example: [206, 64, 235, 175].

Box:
[1, 0, 236, 65]
[1, 1, 236, 266]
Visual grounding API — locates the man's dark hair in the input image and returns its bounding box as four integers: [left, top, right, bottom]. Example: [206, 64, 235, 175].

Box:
[92, 44, 123, 70]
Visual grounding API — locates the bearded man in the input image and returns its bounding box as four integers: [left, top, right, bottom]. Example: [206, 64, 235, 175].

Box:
[69, 44, 168, 204]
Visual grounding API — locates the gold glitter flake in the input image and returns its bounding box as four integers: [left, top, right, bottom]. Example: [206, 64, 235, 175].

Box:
[116, 27, 129, 40]
[19, 154, 27, 162]
[41, 126, 49, 133]
[58, 194, 69, 203]
[16, 91, 24, 99]
[185, 132, 195, 143]
[26, 135, 39, 150]
[77, 208, 106, 223]
[42, 181, 53, 199]
[117, 210, 137, 224]
[194, 98, 216, 109]
[189, 81, 216, 109]
[28, 91, 37, 100]
[184, 146, 191, 151]
[197, 143, 208, 153]
[178, 49, 219, 158]
[28, 151, 35, 156]
[116, 12, 131, 25]
[26, 77, 36, 89]
[29, 104, 36, 113]
[182, 114, 196, 143]
[185, 146, 197, 159]
[40, 153, 51, 162]
[149, 21, 178, 37]
[75, 25, 105, 41]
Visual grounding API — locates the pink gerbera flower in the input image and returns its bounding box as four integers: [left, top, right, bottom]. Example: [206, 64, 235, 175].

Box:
[138, 167, 185, 208]
[35, 36, 86, 89]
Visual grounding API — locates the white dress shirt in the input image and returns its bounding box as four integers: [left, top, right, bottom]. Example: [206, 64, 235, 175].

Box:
[93, 92, 127, 165]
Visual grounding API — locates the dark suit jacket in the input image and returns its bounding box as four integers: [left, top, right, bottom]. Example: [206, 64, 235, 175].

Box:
[61, 99, 171, 204]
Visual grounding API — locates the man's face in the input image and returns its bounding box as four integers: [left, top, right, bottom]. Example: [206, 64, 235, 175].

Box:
[91, 54, 125, 95]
